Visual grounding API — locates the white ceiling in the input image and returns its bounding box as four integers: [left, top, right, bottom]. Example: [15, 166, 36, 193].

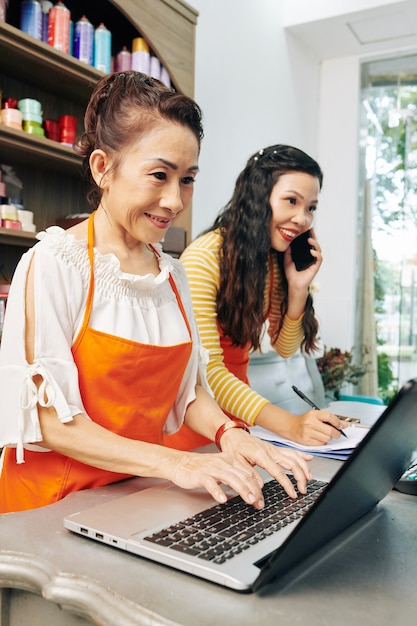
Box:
[284, 0, 417, 60]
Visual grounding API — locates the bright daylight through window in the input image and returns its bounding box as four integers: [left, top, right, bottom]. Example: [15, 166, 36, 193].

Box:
[359, 54, 417, 402]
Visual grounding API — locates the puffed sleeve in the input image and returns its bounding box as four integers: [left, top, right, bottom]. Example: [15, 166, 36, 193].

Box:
[0, 235, 89, 463]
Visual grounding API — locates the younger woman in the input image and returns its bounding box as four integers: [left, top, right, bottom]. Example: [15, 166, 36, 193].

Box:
[165, 145, 347, 451]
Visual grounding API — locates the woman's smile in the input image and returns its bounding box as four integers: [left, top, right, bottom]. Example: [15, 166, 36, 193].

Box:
[277, 227, 300, 243]
[144, 212, 173, 229]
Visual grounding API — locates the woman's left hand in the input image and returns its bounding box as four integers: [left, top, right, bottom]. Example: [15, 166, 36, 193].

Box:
[284, 228, 322, 290]
[218, 427, 313, 499]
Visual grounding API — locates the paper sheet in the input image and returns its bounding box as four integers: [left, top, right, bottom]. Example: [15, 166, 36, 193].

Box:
[251, 425, 369, 459]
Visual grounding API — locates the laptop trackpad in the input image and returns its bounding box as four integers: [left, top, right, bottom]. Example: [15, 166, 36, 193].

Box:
[130, 484, 219, 535]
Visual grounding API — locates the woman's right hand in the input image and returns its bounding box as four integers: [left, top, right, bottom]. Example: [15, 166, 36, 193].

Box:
[288, 409, 348, 446]
[256, 403, 348, 446]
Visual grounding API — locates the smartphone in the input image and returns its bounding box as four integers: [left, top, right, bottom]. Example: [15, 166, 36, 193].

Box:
[290, 229, 317, 271]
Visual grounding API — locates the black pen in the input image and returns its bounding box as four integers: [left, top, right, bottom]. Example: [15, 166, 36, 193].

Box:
[291, 385, 348, 438]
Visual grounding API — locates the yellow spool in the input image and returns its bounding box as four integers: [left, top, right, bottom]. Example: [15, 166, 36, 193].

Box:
[132, 37, 149, 53]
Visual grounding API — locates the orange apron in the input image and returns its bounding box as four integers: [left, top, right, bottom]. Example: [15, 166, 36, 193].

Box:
[163, 255, 274, 451]
[0, 213, 192, 512]
[162, 327, 250, 451]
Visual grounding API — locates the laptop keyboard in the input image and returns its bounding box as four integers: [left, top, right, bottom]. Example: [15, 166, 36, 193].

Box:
[144, 478, 327, 564]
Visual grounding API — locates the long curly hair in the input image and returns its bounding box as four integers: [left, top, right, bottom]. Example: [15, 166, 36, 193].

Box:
[207, 144, 323, 354]
[74, 71, 204, 210]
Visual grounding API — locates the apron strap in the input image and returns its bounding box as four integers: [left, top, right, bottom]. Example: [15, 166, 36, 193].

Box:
[168, 274, 193, 340]
[72, 211, 96, 352]
[148, 243, 193, 341]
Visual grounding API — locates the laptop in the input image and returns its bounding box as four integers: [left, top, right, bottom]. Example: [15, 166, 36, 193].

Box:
[64, 378, 417, 592]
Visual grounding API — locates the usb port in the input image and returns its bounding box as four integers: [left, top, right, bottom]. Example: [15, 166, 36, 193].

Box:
[80, 527, 89, 535]
[95, 532, 104, 540]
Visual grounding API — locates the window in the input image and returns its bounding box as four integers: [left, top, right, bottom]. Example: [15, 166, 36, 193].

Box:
[358, 54, 417, 401]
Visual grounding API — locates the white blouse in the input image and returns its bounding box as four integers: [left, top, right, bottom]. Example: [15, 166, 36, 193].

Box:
[0, 227, 211, 464]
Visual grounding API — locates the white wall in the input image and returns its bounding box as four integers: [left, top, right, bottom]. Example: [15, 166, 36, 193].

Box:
[314, 56, 361, 350]
[282, 0, 406, 26]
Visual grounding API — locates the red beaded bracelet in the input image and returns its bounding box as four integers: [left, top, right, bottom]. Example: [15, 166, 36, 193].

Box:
[215, 419, 250, 451]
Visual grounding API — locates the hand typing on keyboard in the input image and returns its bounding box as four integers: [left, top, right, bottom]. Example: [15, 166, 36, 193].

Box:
[165, 425, 313, 511]
[145, 477, 327, 563]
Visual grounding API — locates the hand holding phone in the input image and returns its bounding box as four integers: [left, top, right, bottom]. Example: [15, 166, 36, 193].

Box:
[290, 229, 317, 271]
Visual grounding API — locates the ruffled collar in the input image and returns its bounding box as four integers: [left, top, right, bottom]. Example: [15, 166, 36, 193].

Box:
[38, 226, 174, 286]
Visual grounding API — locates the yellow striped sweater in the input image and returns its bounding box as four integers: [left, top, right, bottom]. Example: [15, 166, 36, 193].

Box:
[180, 230, 304, 425]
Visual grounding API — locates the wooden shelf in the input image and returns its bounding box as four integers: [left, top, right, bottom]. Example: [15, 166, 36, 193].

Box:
[0, 227, 37, 247]
[0, 2, 198, 99]
[0, 21, 103, 104]
[0, 125, 82, 175]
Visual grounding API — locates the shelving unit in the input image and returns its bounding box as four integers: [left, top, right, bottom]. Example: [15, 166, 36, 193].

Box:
[0, 20, 103, 102]
[0, 124, 83, 172]
[0, 227, 37, 247]
[0, 0, 198, 280]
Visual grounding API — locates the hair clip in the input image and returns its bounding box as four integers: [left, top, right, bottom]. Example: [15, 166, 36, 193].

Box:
[253, 148, 265, 162]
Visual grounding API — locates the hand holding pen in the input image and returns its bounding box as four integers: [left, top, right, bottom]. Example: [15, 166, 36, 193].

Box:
[292, 385, 348, 438]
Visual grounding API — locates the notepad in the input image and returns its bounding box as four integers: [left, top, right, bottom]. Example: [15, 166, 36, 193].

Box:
[250, 425, 369, 460]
